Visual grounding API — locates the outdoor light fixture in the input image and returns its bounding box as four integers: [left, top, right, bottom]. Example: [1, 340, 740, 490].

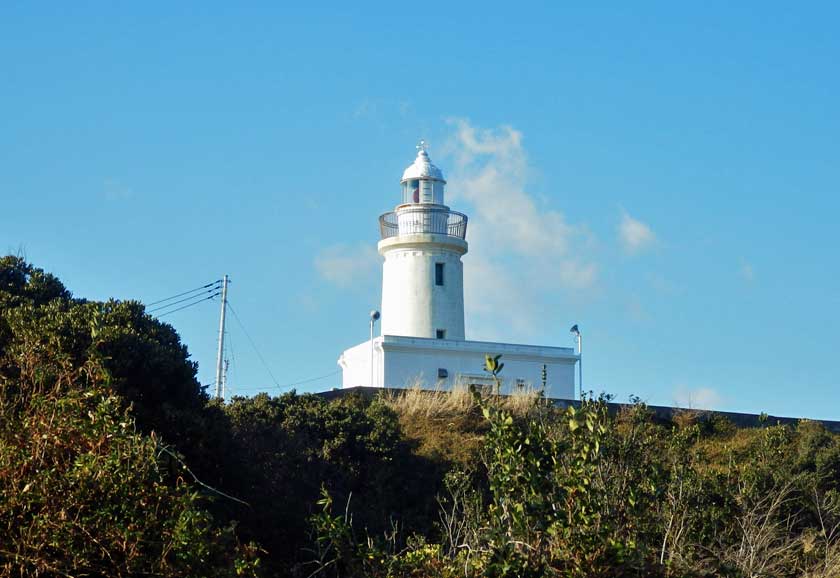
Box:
[570, 324, 582, 400]
[370, 310, 380, 387]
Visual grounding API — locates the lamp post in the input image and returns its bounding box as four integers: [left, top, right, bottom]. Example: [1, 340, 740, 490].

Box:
[370, 310, 380, 387]
[570, 324, 582, 400]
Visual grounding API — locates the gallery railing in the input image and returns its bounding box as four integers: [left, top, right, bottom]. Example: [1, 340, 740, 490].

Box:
[379, 207, 468, 240]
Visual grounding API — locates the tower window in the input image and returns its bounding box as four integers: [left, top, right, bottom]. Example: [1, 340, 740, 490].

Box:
[436, 329, 446, 339]
[435, 263, 444, 286]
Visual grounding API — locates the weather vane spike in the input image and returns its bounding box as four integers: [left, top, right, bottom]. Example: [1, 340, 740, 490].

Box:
[416, 139, 428, 153]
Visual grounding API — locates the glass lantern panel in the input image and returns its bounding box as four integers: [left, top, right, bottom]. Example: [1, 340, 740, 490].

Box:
[420, 180, 433, 203]
[433, 182, 444, 204]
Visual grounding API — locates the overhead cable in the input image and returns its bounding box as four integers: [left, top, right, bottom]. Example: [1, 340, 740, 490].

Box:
[146, 280, 222, 307]
[148, 286, 222, 313]
[233, 369, 342, 393]
[274, 369, 342, 389]
[226, 301, 282, 390]
[156, 292, 220, 317]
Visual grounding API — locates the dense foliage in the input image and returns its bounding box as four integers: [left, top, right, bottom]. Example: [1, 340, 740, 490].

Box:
[2, 257, 839, 577]
[306, 390, 840, 577]
[0, 257, 259, 577]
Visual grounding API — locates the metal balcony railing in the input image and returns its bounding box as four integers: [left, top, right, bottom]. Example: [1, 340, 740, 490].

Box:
[379, 206, 468, 240]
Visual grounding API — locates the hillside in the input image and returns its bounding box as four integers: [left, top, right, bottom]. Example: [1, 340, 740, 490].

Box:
[2, 257, 840, 577]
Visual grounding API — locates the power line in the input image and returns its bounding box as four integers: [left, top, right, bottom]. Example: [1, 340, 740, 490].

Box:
[148, 287, 222, 313]
[274, 369, 341, 389]
[156, 292, 220, 317]
[233, 369, 342, 392]
[146, 280, 221, 307]
[226, 301, 282, 390]
[226, 303, 341, 392]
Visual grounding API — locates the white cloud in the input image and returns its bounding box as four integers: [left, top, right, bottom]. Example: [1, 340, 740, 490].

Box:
[740, 261, 755, 282]
[440, 119, 597, 340]
[618, 212, 656, 254]
[314, 243, 380, 288]
[673, 385, 722, 410]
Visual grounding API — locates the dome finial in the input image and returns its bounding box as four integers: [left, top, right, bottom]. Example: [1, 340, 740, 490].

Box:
[416, 139, 428, 154]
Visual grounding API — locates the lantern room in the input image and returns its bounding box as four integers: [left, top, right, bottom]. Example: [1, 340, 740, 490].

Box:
[400, 141, 446, 205]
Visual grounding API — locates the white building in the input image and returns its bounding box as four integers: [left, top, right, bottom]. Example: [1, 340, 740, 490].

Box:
[338, 144, 579, 398]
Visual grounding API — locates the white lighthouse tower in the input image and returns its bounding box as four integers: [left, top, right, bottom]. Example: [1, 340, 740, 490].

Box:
[338, 142, 579, 398]
[379, 142, 468, 340]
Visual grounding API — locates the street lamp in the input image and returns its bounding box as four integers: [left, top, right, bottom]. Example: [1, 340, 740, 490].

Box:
[370, 310, 380, 387]
[570, 324, 582, 400]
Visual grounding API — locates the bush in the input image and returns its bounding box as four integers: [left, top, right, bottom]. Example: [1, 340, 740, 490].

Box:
[0, 287, 258, 577]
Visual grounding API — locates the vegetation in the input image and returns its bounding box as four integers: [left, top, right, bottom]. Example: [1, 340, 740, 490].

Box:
[0, 257, 259, 577]
[2, 256, 839, 577]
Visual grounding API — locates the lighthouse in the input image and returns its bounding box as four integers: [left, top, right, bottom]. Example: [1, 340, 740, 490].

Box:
[338, 142, 579, 398]
[379, 142, 468, 340]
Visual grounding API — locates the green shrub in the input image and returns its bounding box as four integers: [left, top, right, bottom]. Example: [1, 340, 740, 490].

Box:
[0, 287, 259, 577]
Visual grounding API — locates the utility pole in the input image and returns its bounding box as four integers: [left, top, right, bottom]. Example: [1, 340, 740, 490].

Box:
[222, 359, 230, 399]
[214, 274, 229, 399]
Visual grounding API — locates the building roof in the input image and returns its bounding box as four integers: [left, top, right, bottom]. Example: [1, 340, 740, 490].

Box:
[401, 147, 445, 182]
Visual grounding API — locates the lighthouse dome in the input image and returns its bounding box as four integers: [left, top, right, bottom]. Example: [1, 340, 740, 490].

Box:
[401, 146, 445, 183]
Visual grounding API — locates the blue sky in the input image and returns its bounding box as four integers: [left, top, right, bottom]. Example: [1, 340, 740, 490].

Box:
[2, 2, 838, 419]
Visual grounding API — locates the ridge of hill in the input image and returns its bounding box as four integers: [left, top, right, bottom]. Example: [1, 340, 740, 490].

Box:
[4, 256, 840, 577]
[322, 386, 840, 433]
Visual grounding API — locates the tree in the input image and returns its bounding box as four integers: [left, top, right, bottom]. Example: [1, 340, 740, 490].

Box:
[0, 274, 259, 577]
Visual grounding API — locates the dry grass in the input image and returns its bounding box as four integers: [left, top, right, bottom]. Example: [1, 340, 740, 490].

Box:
[381, 382, 475, 419]
[672, 408, 708, 430]
[379, 382, 546, 465]
[502, 385, 547, 416]
[695, 427, 764, 475]
[381, 381, 545, 420]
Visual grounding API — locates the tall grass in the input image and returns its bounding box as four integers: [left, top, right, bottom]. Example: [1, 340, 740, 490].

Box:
[381, 380, 545, 419]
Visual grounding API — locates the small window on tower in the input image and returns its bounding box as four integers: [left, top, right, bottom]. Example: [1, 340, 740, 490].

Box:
[436, 329, 446, 339]
[435, 263, 444, 286]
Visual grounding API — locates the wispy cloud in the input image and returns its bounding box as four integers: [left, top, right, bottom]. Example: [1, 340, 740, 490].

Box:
[673, 385, 723, 410]
[103, 178, 133, 201]
[441, 119, 597, 340]
[314, 243, 380, 288]
[618, 212, 656, 254]
[625, 294, 652, 323]
[740, 261, 755, 283]
[647, 272, 681, 295]
[352, 98, 413, 124]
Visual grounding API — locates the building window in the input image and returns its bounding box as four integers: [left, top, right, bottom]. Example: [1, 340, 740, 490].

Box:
[435, 262, 444, 286]
[436, 329, 446, 339]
